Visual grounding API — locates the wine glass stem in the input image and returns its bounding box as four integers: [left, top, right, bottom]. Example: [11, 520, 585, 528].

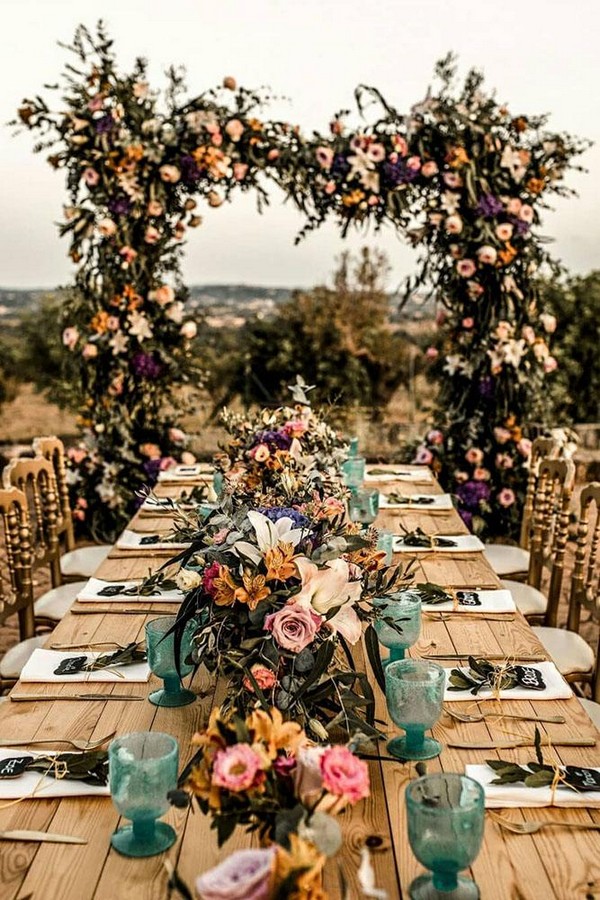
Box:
[404, 727, 424, 755]
[433, 871, 459, 892]
[132, 816, 156, 842]
[163, 675, 181, 694]
[389, 647, 406, 663]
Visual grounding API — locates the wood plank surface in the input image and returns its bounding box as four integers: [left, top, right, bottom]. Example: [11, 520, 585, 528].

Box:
[1, 464, 599, 899]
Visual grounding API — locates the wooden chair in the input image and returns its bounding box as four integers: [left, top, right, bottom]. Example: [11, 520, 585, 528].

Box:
[532, 483, 600, 702]
[2, 457, 85, 622]
[502, 458, 576, 621]
[33, 435, 111, 579]
[483, 436, 559, 578]
[0, 488, 46, 689]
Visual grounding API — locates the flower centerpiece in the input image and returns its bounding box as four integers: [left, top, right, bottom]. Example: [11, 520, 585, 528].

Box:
[166, 503, 409, 740]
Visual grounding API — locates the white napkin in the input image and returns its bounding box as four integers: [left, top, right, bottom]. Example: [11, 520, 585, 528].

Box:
[422, 589, 516, 614]
[466, 764, 600, 808]
[115, 529, 190, 551]
[365, 468, 433, 483]
[443, 661, 572, 702]
[157, 464, 210, 482]
[379, 492, 453, 510]
[393, 534, 484, 553]
[0, 749, 109, 800]
[20, 649, 151, 683]
[140, 496, 178, 512]
[76, 577, 184, 604]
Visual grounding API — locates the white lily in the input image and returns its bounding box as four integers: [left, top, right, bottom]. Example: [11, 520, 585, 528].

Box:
[295, 557, 362, 615]
[232, 510, 305, 564]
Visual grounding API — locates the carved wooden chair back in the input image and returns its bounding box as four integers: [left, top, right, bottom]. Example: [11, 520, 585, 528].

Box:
[528, 457, 575, 626]
[566, 483, 600, 700]
[520, 437, 560, 550]
[33, 435, 75, 551]
[0, 488, 35, 639]
[2, 457, 61, 587]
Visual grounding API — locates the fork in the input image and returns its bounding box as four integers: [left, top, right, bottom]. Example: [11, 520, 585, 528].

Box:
[443, 706, 565, 725]
[0, 731, 116, 750]
[489, 813, 600, 835]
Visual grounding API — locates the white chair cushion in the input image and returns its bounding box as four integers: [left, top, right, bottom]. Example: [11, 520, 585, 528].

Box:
[484, 543, 530, 576]
[0, 635, 46, 679]
[579, 698, 600, 730]
[60, 545, 111, 579]
[501, 579, 548, 616]
[34, 581, 86, 620]
[532, 626, 595, 676]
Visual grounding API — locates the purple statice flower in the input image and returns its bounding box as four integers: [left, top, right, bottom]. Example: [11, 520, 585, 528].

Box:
[131, 352, 163, 379]
[180, 154, 201, 186]
[478, 376, 495, 400]
[252, 429, 293, 451]
[108, 196, 132, 216]
[512, 218, 531, 236]
[95, 113, 115, 134]
[455, 480, 491, 510]
[458, 508, 474, 530]
[257, 506, 310, 528]
[142, 457, 161, 482]
[331, 153, 351, 179]
[477, 193, 503, 218]
[382, 159, 419, 187]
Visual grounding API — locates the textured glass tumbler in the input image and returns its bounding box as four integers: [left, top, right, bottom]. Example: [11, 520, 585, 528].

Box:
[349, 488, 379, 524]
[406, 773, 484, 899]
[342, 456, 366, 490]
[374, 591, 422, 663]
[212, 470, 224, 499]
[109, 732, 179, 857]
[145, 615, 196, 707]
[377, 529, 394, 566]
[385, 659, 445, 760]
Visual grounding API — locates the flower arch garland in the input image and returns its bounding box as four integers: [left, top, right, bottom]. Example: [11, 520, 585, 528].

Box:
[17, 25, 587, 538]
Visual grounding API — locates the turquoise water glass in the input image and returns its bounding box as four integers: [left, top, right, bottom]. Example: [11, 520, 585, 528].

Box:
[145, 615, 196, 707]
[406, 773, 484, 898]
[374, 591, 421, 663]
[385, 659, 445, 760]
[342, 455, 366, 490]
[349, 488, 379, 524]
[377, 529, 394, 565]
[109, 732, 178, 857]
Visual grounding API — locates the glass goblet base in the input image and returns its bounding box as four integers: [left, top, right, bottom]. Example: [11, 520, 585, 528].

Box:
[387, 735, 442, 761]
[111, 820, 176, 857]
[409, 873, 479, 899]
[149, 686, 196, 707]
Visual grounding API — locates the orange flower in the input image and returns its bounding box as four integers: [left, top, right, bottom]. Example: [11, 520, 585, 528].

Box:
[445, 146, 469, 168]
[247, 707, 304, 758]
[212, 565, 238, 606]
[273, 834, 326, 900]
[123, 283, 143, 310]
[341, 189, 365, 207]
[526, 177, 545, 194]
[90, 311, 110, 334]
[512, 116, 529, 133]
[234, 571, 271, 610]
[192, 145, 231, 179]
[125, 144, 144, 162]
[264, 541, 298, 582]
[247, 117, 263, 132]
[498, 243, 518, 267]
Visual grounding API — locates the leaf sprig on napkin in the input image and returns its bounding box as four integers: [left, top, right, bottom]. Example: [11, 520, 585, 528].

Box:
[0, 751, 108, 785]
[53, 642, 147, 675]
[448, 657, 546, 695]
[98, 571, 178, 598]
[396, 527, 456, 548]
[385, 494, 435, 506]
[486, 728, 600, 791]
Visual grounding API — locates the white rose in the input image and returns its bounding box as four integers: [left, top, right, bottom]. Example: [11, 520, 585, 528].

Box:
[176, 568, 202, 592]
[180, 321, 198, 339]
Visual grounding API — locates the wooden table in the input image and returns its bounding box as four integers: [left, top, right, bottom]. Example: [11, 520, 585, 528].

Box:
[1, 466, 599, 899]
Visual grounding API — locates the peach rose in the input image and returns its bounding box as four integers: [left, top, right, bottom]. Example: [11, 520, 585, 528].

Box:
[421, 160, 439, 177]
[477, 245, 498, 265]
[145, 226, 161, 244]
[225, 119, 245, 142]
[233, 162, 249, 181]
[98, 217, 117, 237]
[180, 321, 197, 340]
[495, 223, 514, 241]
[150, 285, 175, 306]
[147, 200, 164, 216]
[264, 603, 322, 653]
[445, 215, 463, 234]
[456, 259, 477, 278]
[465, 447, 484, 465]
[159, 165, 181, 183]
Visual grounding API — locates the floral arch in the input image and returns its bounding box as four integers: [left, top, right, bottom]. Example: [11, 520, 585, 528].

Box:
[17, 24, 587, 538]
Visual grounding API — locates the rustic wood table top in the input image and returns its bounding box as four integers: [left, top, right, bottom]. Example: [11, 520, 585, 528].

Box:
[1, 464, 599, 899]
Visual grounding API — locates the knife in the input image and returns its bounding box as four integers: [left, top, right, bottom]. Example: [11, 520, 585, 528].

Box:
[71, 608, 174, 615]
[447, 737, 597, 750]
[10, 693, 145, 702]
[424, 653, 547, 662]
[0, 829, 87, 844]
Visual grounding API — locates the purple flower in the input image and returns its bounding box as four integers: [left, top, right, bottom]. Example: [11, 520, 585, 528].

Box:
[512, 217, 531, 236]
[252, 429, 292, 451]
[455, 479, 491, 510]
[95, 113, 114, 134]
[331, 153, 351, 179]
[478, 377, 495, 400]
[458, 508, 473, 530]
[257, 506, 309, 528]
[142, 457, 161, 482]
[108, 196, 132, 216]
[180, 154, 201, 186]
[477, 194, 503, 218]
[131, 352, 163, 379]
[382, 159, 419, 187]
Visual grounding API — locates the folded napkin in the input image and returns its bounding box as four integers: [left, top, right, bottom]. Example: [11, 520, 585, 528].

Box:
[0, 749, 109, 800]
[379, 492, 453, 510]
[140, 496, 178, 512]
[157, 464, 210, 482]
[393, 534, 484, 553]
[466, 764, 600, 808]
[443, 661, 572, 702]
[20, 649, 151, 683]
[422, 589, 516, 614]
[76, 577, 184, 604]
[115, 529, 190, 551]
[365, 468, 433, 483]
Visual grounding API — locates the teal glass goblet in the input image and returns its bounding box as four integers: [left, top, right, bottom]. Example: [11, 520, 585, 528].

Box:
[109, 732, 179, 857]
[385, 659, 445, 760]
[377, 529, 394, 566]
[212, 470, 224, 499]
[349, 488, 379, 524]
[145, 615, 196, 707]
[406, 773, 484, 899]
[342, 455, 366, 490]
[374, 591, 421, 663]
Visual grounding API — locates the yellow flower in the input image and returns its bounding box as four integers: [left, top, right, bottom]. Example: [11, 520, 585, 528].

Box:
[264, 542, 298, 583]
[212, 565, 238, 606]
[247, 707, 304, 759]
[273, 835, 326, 900]
[90, 311, 110, 334]
[445, 146, 469, 168]
[234, 571, 271, 610]
[341, 189, 365, 207]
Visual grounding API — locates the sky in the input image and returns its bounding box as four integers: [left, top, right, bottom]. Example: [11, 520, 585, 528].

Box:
[1, 0, 599, 290]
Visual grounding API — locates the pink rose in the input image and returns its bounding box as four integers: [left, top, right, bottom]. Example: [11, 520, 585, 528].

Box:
[391, 135, 408, 156]
[454, 470, 469, 484]
[493, 427, 512, 445]
[495, 453, 514, 469]
[243, 664, 277, 693]
[498, 488, 516, 507]
[425, 346, 439, 360]
[465, 447, 484, 465]
[320, 745, 370, 803]
[421, 160, 439, 177]
[119, 246, 138, 265]
[267, 149, 280, 161]
[147, 200, 164, 217]
[456, 259, 476, 278]
[427, 429, 444, 446]
[225, 119, 245, 142]
[477, 245, 498, 265]
[495, 222, 514, 241]
[367, 143, 386, 162]
[212, 744, 264, 792]
[150, 285, 175, 306]
[159, 165, 181, 183]
[519, 204, 534, 223]
[414, 446, 433, 465]
[62, 326, 80, 350]
[443, 172, 462, 189]
[544, 356, 558, 373]
[473, 467, 491, 481]
[68, 447, 87, 465]
[445, 215, 463, 234]
[145, 226, 160, 244]
[82, 167, 99, 187]
[462, 317, 474, 329]
[196, 847, 275, 900]
[264, 602, 322, 653]
[316, 146, 334, 169]
[506, 198, 522, 215]
[517, 438, 532, 457]
[429, 213, 443, 227]
[406, 155, 421, 171]
[233, 162, 249, 181]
